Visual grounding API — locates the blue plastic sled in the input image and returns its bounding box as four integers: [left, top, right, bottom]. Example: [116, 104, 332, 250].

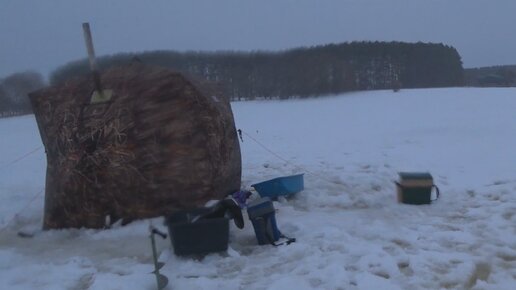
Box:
[251, 174, 304, 199]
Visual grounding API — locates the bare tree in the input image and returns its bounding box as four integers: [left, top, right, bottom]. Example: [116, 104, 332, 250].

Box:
[0, 71, 45, 116]
[497, 68, 516, 86]
[0, 84, 13, 117]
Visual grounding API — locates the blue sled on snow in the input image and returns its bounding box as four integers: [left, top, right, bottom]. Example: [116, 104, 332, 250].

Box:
[251, 174, 304, 199]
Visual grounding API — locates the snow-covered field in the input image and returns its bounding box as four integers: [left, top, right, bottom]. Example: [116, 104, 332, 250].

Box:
[1, 88, 515, 289]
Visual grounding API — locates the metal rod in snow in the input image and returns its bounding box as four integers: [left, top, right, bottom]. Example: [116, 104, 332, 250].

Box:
[82, 22, 103, 93]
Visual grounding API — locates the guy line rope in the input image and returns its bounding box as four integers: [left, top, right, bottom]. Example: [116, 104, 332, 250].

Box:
[0, 146, 45, 233]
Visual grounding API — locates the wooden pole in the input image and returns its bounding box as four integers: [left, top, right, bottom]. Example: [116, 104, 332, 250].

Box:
[82, 22, 103, 93]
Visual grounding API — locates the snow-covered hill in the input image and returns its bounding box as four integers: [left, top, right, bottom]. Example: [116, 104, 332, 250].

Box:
[1, 88, 515, 289]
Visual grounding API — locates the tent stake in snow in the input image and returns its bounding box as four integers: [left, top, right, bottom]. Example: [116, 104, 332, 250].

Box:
[149, 226, 169, 290]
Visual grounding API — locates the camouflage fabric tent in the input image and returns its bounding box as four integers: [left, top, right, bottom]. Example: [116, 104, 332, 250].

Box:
[29, 63, 241, 229]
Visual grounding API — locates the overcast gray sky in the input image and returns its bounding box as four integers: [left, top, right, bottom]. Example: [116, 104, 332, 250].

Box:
[1, 0, 516, 79]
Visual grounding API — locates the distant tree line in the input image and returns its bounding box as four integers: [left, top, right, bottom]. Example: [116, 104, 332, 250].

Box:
[51, 41, 464, 100]
[0, 71, 45, 118]
[464, 65, 516, 87]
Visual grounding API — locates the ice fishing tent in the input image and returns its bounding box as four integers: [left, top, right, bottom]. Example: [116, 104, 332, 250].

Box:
[29, 63, 242, 229]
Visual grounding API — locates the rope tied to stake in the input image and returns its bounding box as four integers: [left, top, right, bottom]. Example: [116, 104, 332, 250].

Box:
[238, 129, 345, 186]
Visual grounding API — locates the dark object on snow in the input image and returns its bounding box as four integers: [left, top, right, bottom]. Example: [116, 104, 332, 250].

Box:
[395, 172, 440, 205]
[251, 174, 304, 199]
[247, 197, 295, 246]
[17, 231, 36, 239]
[29, 63, 242, 229]
[165, 208, 229, 256]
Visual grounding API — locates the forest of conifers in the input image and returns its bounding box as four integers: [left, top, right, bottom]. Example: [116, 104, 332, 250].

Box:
[50, 41, 464, 100]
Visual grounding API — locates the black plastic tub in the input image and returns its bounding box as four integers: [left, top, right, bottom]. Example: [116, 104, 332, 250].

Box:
[164, 208, 229, 256]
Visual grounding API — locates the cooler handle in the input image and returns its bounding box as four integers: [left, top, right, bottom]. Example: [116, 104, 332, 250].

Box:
[431, 185, 440, 201]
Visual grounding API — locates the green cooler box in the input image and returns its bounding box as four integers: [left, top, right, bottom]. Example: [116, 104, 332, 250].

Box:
[395, 172, 440, 205]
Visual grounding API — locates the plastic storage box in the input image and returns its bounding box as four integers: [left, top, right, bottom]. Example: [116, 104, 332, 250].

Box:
[165, 208, 229, 256]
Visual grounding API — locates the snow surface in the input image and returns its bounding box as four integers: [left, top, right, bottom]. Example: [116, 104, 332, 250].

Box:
[1, 88, 515, 289]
